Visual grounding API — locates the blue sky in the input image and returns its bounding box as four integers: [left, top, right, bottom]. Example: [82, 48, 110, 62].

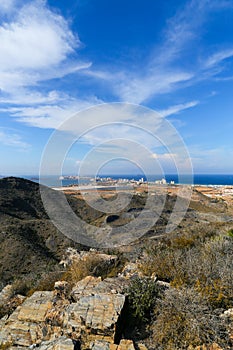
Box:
[0, 0, 233, 175]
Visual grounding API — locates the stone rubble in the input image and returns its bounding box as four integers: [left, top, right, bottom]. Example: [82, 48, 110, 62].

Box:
[0, 284, 13, 304]
[0, 272, 145, 350]
[60, 248, 118, 268]
[90, 339, 136, 350]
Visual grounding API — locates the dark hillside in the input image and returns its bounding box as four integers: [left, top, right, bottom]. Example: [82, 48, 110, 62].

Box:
[0, 177, 84, 287]
[0, 177, 48, 223]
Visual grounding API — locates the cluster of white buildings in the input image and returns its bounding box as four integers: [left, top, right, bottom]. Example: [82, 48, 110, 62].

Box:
[154, 178, 175, 185]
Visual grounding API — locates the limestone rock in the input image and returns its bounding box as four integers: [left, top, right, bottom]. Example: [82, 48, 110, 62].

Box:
[120, 262, 139, 279]
[67, 292, 125, 346]
[0, 284, 13, 304]
[54, 281, 70, 300]
[118, 339, 135, 349]
[37, 336, 74, 349]
[0, 293, 26, 320]
[90, 339, 136, 350]
[137, 343, 148, 350]
[90, 340, 113, 350]
[17, 291, 53, 323]
[189, 344, 223, 350]
[221, 308, 233, 319]
[0, 291, 54, 347]
[71, 276, 129, 301]
[68, 276, 127, 347]
[71, 276, 102, 302]
[91, 277, 129, 294]
[0, 274, 127, 349]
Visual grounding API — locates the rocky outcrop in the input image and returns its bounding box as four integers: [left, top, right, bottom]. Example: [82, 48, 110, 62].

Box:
[0, 284, 26, 321]
[67, 276, 127, 347]
[36, 336, 75, 349]
[90, 339, 136, 349]
[0, 285, 13, 304]
[71, 276, 128, 300]
[67, 292, 125, 346]
[0, 275, 138, 350]
[0, 291, 54, 347]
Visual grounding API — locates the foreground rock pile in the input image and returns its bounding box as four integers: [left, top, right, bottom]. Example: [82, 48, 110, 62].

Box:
[1, 248, 232, 349]
[0, 272, 145, 350]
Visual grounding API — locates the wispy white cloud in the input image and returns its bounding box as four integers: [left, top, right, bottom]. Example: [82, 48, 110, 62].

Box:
[0, 90, 66, 105]
[215, 76, 233, 82]
[204, 49, 233, 68]
[0, 0, 95, 131]
[0, 128, 30, 150]
[116, 72, 193, 104]
[38, 104, 192, 176]
[159, 100, 199, 117]
[1, 96, 102, 129]
[85, 0, 233, 104]
[0, 0, 90, 93]
[83, 0, 205, 103]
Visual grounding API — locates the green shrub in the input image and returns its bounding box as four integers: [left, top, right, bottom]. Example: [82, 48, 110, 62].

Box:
[126, 277, 162, 324]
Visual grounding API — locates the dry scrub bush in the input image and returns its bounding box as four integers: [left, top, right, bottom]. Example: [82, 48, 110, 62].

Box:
[62, 254, 105, 285]
[149, 287, 229, 350]
[139, 242, 189, 283]
[0, 343, 12, 350]
[193, 237, 233, 308]
[62, 252, 125, 285]
[11, 277, 34, 296]
[27, 271, 64, 296]
[228, 228, 233, 238]
[0, 303, 14, 319]
[140, 235, 233, 308]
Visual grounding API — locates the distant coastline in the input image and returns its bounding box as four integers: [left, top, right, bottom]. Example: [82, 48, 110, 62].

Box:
[6, 174, 233, 187]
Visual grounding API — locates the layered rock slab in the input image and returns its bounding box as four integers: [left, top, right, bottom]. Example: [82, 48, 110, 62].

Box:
[0, 291, 54, 347]
[0, 276, 128, 349]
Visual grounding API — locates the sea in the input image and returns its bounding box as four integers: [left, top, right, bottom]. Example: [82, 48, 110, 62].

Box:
[16, 174, 233, 187]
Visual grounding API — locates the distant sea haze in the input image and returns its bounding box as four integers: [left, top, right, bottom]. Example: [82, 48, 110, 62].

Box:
[22, 174, 233, 187]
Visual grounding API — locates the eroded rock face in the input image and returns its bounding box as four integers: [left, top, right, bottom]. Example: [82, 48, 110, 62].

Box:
[0, 291, 54, 347]
[0, 284, 13, 304]
[67, 292, 125, 346]
[36, 336, 75, 350]
[71, 276, 102, 301]
[18, 291, 54, 323]
[71, 276, 128, 301]
[66, 276, 126, 348]
[90, 339, 136, 349]
[191, 344, 223, 350]
[0, 275, 131, 349]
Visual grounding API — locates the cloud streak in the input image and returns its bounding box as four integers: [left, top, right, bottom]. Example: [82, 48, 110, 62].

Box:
[205, 49, 233, 68]
[0, 0, 90, 94]
[159, 100, 199, 117]
[85, 0, 233, 104]
[0, 128, 30, 150]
